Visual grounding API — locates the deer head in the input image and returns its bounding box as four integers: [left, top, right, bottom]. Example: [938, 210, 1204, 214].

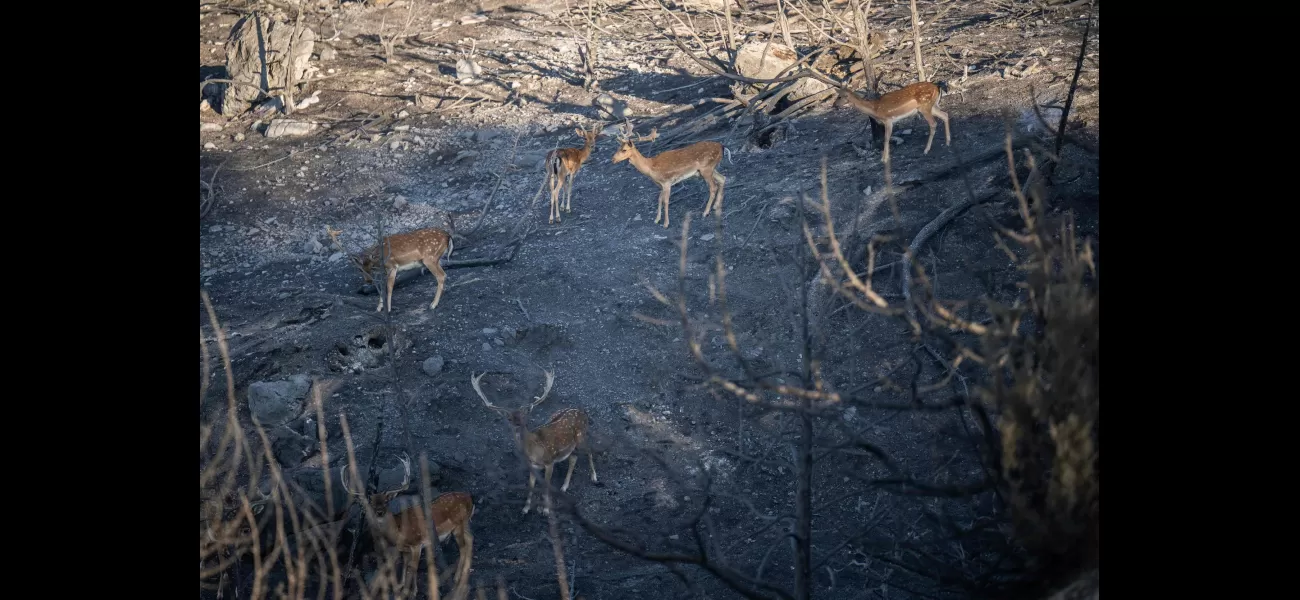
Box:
[471, 369, 556, 438]
[340, 454, 412, 517]
[611, 123, 659, 163]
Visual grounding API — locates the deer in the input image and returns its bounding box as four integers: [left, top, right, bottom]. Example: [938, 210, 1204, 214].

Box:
[340, 454, 475, 598]
[327, 225, 452, 313]
[471, 369, 597, 515]
[610, 122, 728, 229]
[833, 81, 951, 164]
[545, 124, 604, 224]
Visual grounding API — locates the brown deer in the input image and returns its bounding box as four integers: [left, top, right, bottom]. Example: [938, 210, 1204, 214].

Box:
[327, 225, 452, 313]
[471, 369, 596, 515]
[546, 125, 604, 224]
[610, 122, 728, 229]
[834, 81, 951, 164]
[341, 455, 475, 598]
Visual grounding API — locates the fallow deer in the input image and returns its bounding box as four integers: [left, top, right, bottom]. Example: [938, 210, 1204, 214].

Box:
[834, 81, 951, 164]
[610, 122, 728, 229]
[341, 455, 475, 597]
[327, 225, 452, 313]
[471, 369, 597, 515]
[546, 125, 604, 224]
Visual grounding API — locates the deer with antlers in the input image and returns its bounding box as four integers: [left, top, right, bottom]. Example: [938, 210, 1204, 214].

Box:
[327, 225, 452, 313]
[340, 455, 475, 597]
[471, 369, 597, 515]
[545, 124, 604, 224]
[833, 81, 951, 164]
[611, 122, 728, 229]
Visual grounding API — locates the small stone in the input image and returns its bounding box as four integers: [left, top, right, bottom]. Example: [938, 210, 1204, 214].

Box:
[460, 13, 488, 25]
[899, 129, 913, 135]
[421, 355, 445, 377]
[204, 142, 217, 149]
[265, 119, 317, 138]
[482, 327, 498, 336]
[318, 44, 337, 61]
[482, 342, 492, 351]
[209, 225, 222, 233]
[389, 140, 402, 151]
[233, 132, 246, 142]
[700, 233, 715, 241]
[247, 228, 260, 235]
[633, 214, 642, 221]
[201, 122, 224, 132]
[456, 58, 483, 81]
[397, 110, 410, 119]
[328, 252, 345, 262]
[304, 238, 324, 254]
[392, 194, 408, 209]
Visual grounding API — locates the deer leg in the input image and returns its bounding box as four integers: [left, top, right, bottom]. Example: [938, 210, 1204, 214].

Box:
[588, 448, 598, 483]
[881, 120, 894, 164]
[561, 454, 578, 492]
[701, 169, 717, 217]
[661, 185, 673, 229]
[549, 172, 563, 224]
[523, 467, 537, 514]
[384, 267, 398, 312]
[932, 107, 951, 146]
[453, 525, 474, 595]
[404, 546, 422, 595]
[921, 110, 938, 155]
[565, 172, 575, 213]
[422, 257, 447, 311]
[712, 172, 726, 217]
[541, 463, 555, 515]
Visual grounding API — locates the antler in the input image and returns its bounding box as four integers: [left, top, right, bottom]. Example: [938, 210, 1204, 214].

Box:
[526, 369, 556, 411]
[616, 123, 658, 144]
[387, 453, 412, 494]
[339, 463, 364, 498]
[471, 372, 511, 416]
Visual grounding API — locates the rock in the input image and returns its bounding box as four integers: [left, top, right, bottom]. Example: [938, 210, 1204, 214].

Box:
[328, 251, 345, 262]
[209, 225, 222, 233]
[455, 58, 483, 81]
[222, 15, 316, 115]
[460, 14, 488, 25]
[421, 355, 445, 377]
[295, 90, 321, 110]
[247, 375, 311, 426]
[514, 150, 548, 169]
[397, 110, 410, 119]
[481, 342, 492, 352]
[452, 150, 479, 164]
[200, 98, 212, 112]
[392, 194, 408, 209]
[201, 122, 224, 132]
[473, 129, 499, 142]
[482, 327, 498, 336]
[700, 233, 715, 241]
[317, 43, 337, 61]
[233, 132, 246, 142]
[247, 227, 261, 235]
[593, 93, 631, 119]
[265, 119, 317, 138]
[304, 237, 324, 254]
[204, 142, 217, 149]
[732, 41, 827, 101]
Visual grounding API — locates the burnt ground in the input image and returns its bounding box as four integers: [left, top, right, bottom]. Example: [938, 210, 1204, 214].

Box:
[200, 1, 1099, 598]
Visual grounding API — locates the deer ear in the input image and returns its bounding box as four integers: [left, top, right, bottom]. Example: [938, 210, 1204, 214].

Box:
[382, 491, 401, 504]
[574, 128, 584, 137]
